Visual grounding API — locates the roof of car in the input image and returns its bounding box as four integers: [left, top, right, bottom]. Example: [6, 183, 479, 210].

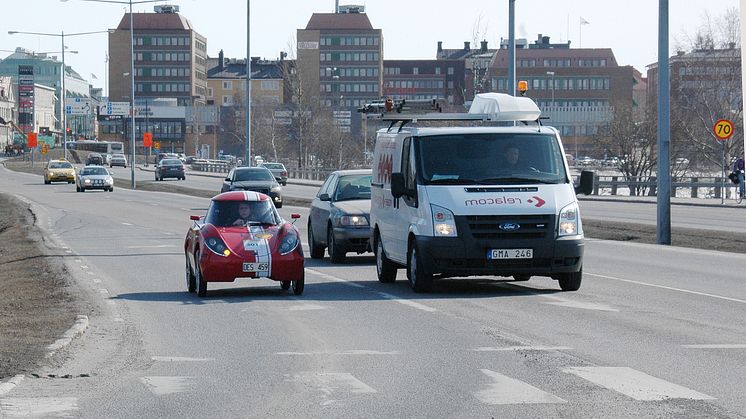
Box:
[235, 166, 271, 172]
[213, 191, 272, 202]
[331, 169, 372, 176]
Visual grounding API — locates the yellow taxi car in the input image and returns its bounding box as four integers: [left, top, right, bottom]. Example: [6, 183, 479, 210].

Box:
[44, 159, 76, 184]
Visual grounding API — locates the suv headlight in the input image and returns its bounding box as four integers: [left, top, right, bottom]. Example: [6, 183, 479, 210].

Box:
[431, 204, 457, 237]
[337, 214, 369, 227]
[558, 202, 580, 237]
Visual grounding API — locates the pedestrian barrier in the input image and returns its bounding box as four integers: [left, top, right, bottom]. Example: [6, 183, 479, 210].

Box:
[584, 175, 738, 198]
[191, 160, 232, 173]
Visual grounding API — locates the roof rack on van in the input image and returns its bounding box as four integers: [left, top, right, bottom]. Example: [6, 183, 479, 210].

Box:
[358, 93, 543, 133]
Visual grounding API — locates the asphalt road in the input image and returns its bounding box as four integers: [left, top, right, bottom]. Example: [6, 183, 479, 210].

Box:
[2, 164, 746, 417]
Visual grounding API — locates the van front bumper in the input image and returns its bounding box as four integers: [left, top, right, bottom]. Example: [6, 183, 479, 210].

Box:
[414, 235, 583, 278]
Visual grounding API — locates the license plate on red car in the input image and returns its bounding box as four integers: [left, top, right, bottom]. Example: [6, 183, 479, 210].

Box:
[243, 262, 269, 273]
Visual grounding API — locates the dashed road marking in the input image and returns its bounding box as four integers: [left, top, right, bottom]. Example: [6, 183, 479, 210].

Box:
[475, 369, 566, 405]
[276, 350, 399, 356]
[563, 367, 715, 401]
[140, 376, 193, 395]
[0, 397, 78, 417]
[121, 222, 133, 226]
[473, 346, 572, 352]
[590, 273, 746, 305]
[306, 268, 365, 288]
[540, 296, 619, 312]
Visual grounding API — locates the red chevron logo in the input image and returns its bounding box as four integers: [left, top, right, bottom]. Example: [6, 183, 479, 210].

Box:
[527, 196, 546, 207]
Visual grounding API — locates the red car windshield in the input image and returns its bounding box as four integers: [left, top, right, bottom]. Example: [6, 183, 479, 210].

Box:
[205, 200, 279, 227]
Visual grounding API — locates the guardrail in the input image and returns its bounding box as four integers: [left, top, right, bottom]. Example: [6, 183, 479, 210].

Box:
[287, 168, 334, 181]
[591, 175, 738, 198]
[191, 160, 232, 173]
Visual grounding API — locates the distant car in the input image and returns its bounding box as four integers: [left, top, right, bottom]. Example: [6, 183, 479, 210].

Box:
[220, 167, 283, 208]
[260, 162, 289, 185]
[44, 159, 76, 184]
[109, 153, 127, 168]
[76, 165, 114, 192]
[602, 157, 621, 167]
[155, 158, 185, 181]
[185, 155, 197, 164]
[155, 152, 180, 165]
[86, 153, 104, 166]
[308, 169, 372, 263]
[576, 156, 595, 167]
[184, 191, 304, 297]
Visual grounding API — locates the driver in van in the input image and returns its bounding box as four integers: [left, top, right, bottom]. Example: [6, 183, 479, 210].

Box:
[502, 143, 522, 168]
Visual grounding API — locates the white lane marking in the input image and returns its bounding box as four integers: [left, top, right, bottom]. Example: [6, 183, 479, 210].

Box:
[473, 346, 572, 352]
[305, 268, 437, 312]
[140, 376, 193, 395]
[306, 268, 365, 288]
[0, 397, 78, 417]
[475, 369, 566, 405]
[151, 356, 215, 362]
[276, 350, 400, 356]
[563, 367, 715, 401]
[46, 315, 88, 357]
[113, 317, 124, 322]
[376, 291, 437, 312]
[590, 273, 746, 305]
[125, 244, 178, 249]
[540, 298, 619, 312]
[288, 372, 376, 405]
[682, 344, 746, 349]
[284, 304, 327, 311]
[121, 222, 133, 226]
[0, 375, 24, 396]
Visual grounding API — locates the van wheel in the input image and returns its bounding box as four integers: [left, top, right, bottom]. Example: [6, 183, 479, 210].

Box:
[407, 242, 433, 293]
[307, 222, 325, 259]
[327, 227, 346, 263]
[558, 268, 582, 291]
[375, 234, 397, 283]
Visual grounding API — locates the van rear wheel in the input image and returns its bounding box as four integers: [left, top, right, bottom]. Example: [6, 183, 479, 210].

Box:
[558, 268, 582, 291]
[407, 242, 433, 293]
[375, 234, 397, 283]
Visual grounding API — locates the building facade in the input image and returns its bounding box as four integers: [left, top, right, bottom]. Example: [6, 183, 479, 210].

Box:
[108, 5, 208, 107]
[0, 76, 15, 146]
[436, 40, 498, 102]
[383, 59, 465, 106]
[489, 35, 634, 156]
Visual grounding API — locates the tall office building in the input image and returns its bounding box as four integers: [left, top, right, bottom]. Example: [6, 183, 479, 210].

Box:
[296, 5, 382, 134]
[108, 5, 207, 107]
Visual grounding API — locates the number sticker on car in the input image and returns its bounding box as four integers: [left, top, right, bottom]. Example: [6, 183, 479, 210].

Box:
[243, 262, 269, 272]
[487, 249, 533, 259]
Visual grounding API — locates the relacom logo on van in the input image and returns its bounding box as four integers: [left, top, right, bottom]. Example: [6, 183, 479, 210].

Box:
[465, 196, 546, 208]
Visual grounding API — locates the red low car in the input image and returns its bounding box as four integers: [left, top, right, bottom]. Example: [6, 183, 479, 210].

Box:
[184, 191, 305, 297]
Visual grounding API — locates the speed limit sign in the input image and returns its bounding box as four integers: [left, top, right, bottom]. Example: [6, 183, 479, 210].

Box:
[713, 119, 734, 141]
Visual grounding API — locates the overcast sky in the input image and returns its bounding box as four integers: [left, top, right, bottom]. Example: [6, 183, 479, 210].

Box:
[1, 0, 739, 94]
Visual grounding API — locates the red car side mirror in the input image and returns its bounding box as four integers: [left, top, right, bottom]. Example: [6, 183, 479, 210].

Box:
[291, 214, 301, 219]
[190, 215, 200, 221]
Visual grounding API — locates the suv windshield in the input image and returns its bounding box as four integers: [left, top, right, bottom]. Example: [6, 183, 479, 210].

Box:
[49, 162, 72, 169]
[334, 174, 372, 201]
[417, 133, 568, 185]
[234, 169, 274, 182]
[205, 200, 279, 227]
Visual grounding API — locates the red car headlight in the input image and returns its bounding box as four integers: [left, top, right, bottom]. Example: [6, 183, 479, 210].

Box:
[278, 229, 299, 255]
[204, 236, 231, 257]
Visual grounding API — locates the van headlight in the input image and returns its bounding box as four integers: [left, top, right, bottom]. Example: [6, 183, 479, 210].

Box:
[558, 202, 580, 237]
[432, 204, 457, 237]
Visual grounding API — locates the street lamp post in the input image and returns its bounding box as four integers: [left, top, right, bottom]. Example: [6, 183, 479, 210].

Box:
[9, 30, 106, 160]
[62, 0, 164, 188]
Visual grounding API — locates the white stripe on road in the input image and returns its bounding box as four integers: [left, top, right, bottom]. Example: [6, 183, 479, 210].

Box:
[276, 350, 399, 356]
[140, 376, 193, 395]
[305, 268, 437, 312]
[682, 344, 746, 349]
[590, 273, 746, 305]
[121, 222, 133, 226]
[0, 398, 78, 417]
[473, 346, 572, 352]
[540, 295, 619, 312]
[563, 367, 715, 401]
[475, 369, 566, 405]
[151, 356, 215, 362]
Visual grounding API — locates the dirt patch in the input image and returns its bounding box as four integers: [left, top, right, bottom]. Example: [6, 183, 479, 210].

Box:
[0, 194, 90, 380]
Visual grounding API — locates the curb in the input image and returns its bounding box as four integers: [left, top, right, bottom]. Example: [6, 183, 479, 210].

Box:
[45, 315, 89, 358]
[0, 375, 25, 396]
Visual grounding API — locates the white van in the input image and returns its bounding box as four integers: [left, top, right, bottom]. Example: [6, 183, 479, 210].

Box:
[368, 93, 593, 292]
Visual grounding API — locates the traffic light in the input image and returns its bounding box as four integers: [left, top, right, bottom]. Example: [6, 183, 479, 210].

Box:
[66, 128, 72, 135]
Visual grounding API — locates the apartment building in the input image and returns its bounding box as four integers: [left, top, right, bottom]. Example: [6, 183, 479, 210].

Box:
[383, 59, 465, 106]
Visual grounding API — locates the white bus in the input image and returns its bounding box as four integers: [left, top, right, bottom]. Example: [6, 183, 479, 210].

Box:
[73, 141, 125, 156]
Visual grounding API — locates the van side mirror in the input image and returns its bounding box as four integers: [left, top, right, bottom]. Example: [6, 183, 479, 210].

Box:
[575, 170, 594, 195]
[391, 172, 406, 199]
[319, 193, 331, 201]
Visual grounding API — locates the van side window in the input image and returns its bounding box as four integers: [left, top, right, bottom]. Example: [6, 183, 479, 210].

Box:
[400, 137, 417, 206]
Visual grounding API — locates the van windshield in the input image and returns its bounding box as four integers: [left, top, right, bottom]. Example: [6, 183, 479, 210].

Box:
[417, 133, 568, 185]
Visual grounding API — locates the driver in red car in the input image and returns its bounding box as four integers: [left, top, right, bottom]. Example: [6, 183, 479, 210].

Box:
[232, 202, 253, 226]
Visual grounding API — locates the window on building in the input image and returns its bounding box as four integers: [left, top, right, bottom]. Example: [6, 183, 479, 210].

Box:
[223, 81, 232, 89]
[435, 67, 441, 75]
[447, 67, 454, 75]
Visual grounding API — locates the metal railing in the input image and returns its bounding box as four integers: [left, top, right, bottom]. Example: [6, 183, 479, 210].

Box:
[190, 159, 232, 173]
[591, 175, 738, 199]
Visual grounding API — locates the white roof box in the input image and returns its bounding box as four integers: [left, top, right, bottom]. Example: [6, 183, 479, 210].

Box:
[468, 93, 541, 122]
